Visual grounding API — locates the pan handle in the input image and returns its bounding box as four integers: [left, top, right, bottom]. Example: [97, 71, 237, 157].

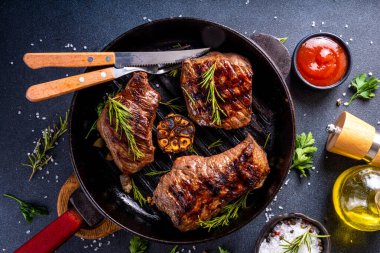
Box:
[15, 209, 83, 253]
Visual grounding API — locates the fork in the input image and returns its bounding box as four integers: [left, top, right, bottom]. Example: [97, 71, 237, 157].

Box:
[26, 64, 181, 102]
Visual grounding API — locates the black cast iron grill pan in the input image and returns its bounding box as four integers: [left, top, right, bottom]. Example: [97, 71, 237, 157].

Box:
[15, 18, 295, 252]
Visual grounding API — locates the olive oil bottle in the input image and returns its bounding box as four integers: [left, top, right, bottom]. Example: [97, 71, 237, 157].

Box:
[333, 165, 380, 231]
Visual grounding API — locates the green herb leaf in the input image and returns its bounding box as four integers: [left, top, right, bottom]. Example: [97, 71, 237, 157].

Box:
[168, 69, 179, 77]
[277, 37, 288, 44]
[3, 194, 48, 223]
[145, 169, 170, 176]
[108, 97, 144, 160]
[291, 132, 318, 177]
[198, 192, 249, 231]
[169, 245, 178, 253]
[280, 228, 329, 253]
[263, 133, 271, 149]
[218, 246, 230, 253]
[207, 139, 223, 149]
[199, 62, 226, 126]
[160, 97, 186, 112]
[188, 145, 198, 155]
[129, 235, 148, 253]
[181, 87, 196, 105]
[348, 73, 380, 105]
[22, 112, 68, 180]
[131, 179, 147, 207]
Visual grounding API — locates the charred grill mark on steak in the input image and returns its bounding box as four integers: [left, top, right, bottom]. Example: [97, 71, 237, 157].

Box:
[97, 72, 161, 176]
[153, 134, 270, 231]
[181, 52, 254, 130]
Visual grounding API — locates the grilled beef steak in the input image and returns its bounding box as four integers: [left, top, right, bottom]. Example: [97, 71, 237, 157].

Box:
[181, 52, 253, 130]
[153, 134, 270, 231]
[97, 72, 160, 176]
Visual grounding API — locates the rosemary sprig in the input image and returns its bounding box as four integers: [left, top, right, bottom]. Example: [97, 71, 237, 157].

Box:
[207, 139, 223, 149]
[198, 192, 249, 231]
[263, 133, 271, 149]
[168, 69, 179, 77]
[131, 179, 147, 207]
[188, 145, 198, 155]
[3, 194, 48, 223]
[159, 97, 186, 112]
[181, 87, 196, 105]
[108, 97, 144, 160]
[347, 73, 380, 105]
[280, 228, 330, 253]
[23, 112, 68, 180]
[145, 169, 170, 176]
[277, 37, 288, 44]
[169, 245, 178, 253]
[199, 62, 226, 125]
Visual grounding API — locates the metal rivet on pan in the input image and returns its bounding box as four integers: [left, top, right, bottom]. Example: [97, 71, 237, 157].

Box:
[87, 56, 94, 62]
[79, 77, 85, 83]
[100, 72, 107, 78]
[105, 56, 111, 62]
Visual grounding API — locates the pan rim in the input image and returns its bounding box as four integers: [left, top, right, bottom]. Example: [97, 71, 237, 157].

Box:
[69, 17, 296, 244]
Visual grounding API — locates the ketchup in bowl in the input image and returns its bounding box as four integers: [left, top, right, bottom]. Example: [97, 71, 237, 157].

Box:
[295, 34, 350, 88]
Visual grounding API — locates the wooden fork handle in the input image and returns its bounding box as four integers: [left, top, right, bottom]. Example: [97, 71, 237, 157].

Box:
[23, 52, 116, 69]
[26, 67, 116, 102]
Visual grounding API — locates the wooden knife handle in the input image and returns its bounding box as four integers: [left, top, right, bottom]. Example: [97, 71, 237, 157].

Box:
[26, 67, 115, 102]
[14, 210, 83, 253]
[23, 52, 116, 69]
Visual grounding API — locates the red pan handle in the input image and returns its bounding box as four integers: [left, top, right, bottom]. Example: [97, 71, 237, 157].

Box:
[15, 209, 83, 253]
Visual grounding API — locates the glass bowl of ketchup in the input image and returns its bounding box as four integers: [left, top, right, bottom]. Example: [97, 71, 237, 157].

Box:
[293, 33, 351, 89]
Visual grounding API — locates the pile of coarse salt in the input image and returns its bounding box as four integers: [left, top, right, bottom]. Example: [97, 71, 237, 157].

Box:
[259, 218, 323, 253]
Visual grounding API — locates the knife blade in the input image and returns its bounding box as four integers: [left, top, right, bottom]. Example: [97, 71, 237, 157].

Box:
[114, 48, 210, 67]
[23, 48, 210, 69]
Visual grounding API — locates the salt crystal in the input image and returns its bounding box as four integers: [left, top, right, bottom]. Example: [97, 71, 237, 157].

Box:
[10, 61, 14, 65]
[41, 176, 44, 179]
[32, 129, 35, 132]
[274, 16, 277, 19]
[26, 230, 31, 234]
[339, 34, 343, 38]
[55, 175, 59, 179]
[345, 24, 349, 28]
[155, 83, 160, 88]
[370, 41, 373, 45]
[143, 17, 147, 20]
[192, 246, 196, 250]
[148, 18, 152, 22]
[42, 117, 46, 120]
[377, 121, 380, 125]
[178, 14, 182, 17]
[44, 195, 47, 199]
[245, 0, 249, 4]
[279, 206, 283, 209]
[284, 179, 290, 185]
[31, 43, 34, 46]
[98, 242, 102, 247]
[308, 182, 311, 186]
[39, 39, 43, 42]
[319, 29, 322, 32]
[93, 240, 96, 243]
[84, 46, 87, 49]
[368, 72, 373, 76]
[311, 21, 315, 27]
[349, 38, 353, 41]
[94, 247, 99, 251]
[84, 245, 88, 249]
[46, 170, 49, 175]
[73, 47, 77, 51]
[54, 162, 59, 166]
[321, 21, 325, 25]
[66, 74, 69, 77]
[343, 102, 349, 106]
[312, 166, 316, 170]
[342, 92, 346, 96]
[2, 248, 6, 251]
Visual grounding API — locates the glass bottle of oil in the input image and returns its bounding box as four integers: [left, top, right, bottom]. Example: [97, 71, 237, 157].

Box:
[333, 165, 380, 231]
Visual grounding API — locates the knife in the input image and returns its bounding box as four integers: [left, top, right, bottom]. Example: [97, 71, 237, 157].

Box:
[23, 48, 210, 69]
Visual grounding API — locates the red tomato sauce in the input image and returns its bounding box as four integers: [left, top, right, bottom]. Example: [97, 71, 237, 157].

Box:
[296, 36, 348, 86]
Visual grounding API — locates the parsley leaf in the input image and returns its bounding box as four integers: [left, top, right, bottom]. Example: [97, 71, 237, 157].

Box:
[218, 246, 230, 253]
[277, 37, 288, 44]
[3, 194, 48, 223]
[348, 73, 380, 105]
[290, 132, 318, 177]
[129, 236, 148, 253]
[169, 245, 178, 253]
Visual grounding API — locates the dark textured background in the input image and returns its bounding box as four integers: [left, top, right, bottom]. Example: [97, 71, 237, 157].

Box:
[1, 0, 379, 252]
